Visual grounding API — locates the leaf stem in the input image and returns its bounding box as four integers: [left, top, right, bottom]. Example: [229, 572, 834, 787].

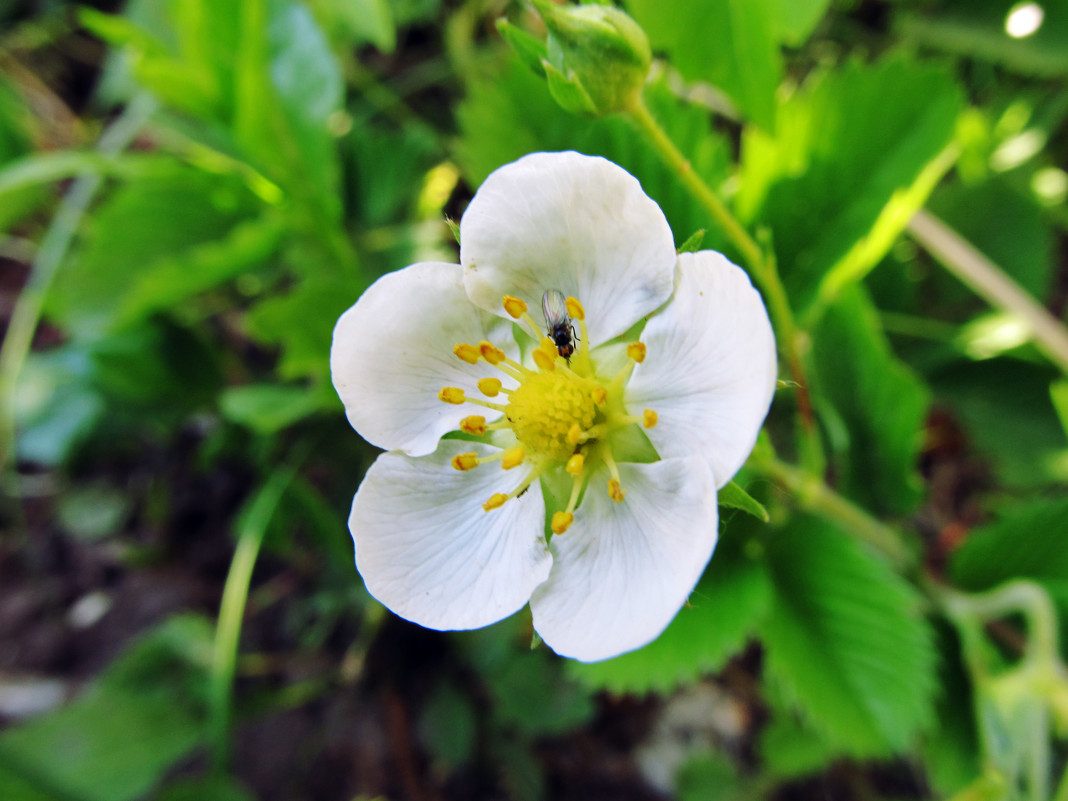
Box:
[626, 94, 822, 470]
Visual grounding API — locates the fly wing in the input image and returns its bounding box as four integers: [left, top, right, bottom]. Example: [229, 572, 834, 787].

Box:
[541, 289, 569, 329]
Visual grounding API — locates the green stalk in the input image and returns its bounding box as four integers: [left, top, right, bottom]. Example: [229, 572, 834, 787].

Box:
[626, 95, 823, 472]
[209, 456, 303, 772]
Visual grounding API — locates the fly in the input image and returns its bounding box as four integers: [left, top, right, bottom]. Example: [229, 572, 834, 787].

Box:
[541, 289, 578, 361]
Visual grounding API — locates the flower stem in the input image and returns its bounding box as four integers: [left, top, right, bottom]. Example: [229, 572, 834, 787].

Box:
[626, 95, 822, 471]
[751, 449, 912, 568]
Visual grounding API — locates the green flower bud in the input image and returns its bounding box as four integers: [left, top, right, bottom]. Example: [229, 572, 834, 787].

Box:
[528, 0, 651, 116]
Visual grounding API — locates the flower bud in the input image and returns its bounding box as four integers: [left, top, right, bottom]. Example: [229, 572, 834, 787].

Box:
[526, 0, 651, 116]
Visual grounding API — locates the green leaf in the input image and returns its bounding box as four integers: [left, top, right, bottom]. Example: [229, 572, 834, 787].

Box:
[307, 0, 396, 53]
[931, 358, 1068, 488]
[812, 284, 930, 515]
[762, 517, 937, 757]
[1052, 379, 1068, 438]
[567, 532, 771, 693]
[717, 480, 769, 521]
[246, 273, 364, 380]
[0, 616, 213, 801]
[950, 497, 1068, 591]
[0, 76, 46, 231]
[928, 176, 1054, 300]
[767, 0, 831, 45]
[496, 18, 548, 78]
[896, 0, 1068, 77]
[624, 0, 780, 129]
[677, 752, 749, 801]
[156, 776, 256, 801]
[219, 383, 328, 433]
[739, 55, 961, 310]
[48, 167, 267, 338]
[758, 714, 837, 779]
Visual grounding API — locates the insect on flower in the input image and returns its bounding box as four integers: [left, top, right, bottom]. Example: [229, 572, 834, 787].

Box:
[542, 289, 578, 360]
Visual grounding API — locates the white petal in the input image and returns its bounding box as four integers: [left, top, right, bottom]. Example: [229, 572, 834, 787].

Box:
[350, 441, 552, 630]
[626, 251, 777, 488]
[530, 457, 718, 662]
[331, 262, 517, 457]
[460, 151, 676, 346]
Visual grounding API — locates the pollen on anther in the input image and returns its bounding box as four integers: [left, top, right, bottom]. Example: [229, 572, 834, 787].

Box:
[479, 341, 506, 364]
[439, 387, 465, 404]
[503, 295, 527, 319]
[453, 343, 480, 364]
[567, 423, 583, 445]
[501, 446, 525, 470]
[451, 452, 479, 471]
[608, 478, 626, 503]
[478, 377, 502, 397]
[551, 511, 574, 534]
[482, 493, 508, 511]
[643, 409, 658, 428]
[566, 453, 584, 475]
[591, 387, 607, 406]
[533, 346, 556, 372]
[565, 296, 585, 320]
[460, 415, 487, 435]
[627, 342, 647, 363]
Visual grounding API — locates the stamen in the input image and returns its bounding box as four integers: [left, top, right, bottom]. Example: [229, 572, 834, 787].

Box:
[478, 377, 502, 397]
[534, 343, 559, 371]
[608, 478, 626, 503]
[601, 447, 626, 502]
[460, 415, 487, 435]
[438, 387, 465, 404]
[479, 341, 506, 364]
[454, 343, 481, 364]
[501, 446, 525, 470]
[502, 295, 527, 318]
[482, 493, 508, 511]
[643, 409, 658, 428]
[451, 452, 479, 471]
[566, 453, 584, 475]
[565, 296, 585, 320]
[591, 387, 607, 406]
[627, 342, 647, 363]
[551, 511, 574, 534]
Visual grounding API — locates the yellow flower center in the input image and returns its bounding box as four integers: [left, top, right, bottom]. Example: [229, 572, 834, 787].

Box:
[439, 293, 658, 535]
[507, 367, 598, 462]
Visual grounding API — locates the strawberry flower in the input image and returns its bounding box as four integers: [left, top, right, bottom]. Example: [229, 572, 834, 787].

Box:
[331, 151, 776, 661]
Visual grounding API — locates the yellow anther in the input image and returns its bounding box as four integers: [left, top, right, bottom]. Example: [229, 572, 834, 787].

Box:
[451, 452, 479, 471]
[501, 446, 525, 470]
[608, 478, 626, 503]
[567, 423, 584, 445]
[566, 453, 584, 475]
[533, 346, 557, 372]
[479, 341, 506, 364]
[438, 387, 466, 404]
[482, 493, 508, 511]
[642, 409, 658, 428]
[460, 415, 487, 435]
[551, 511, 574, 534]
[453, 343, 480, 364]
[591, 387, 607, 406]
[503, 295, 527, 318]
[565, 296, 585, 320]
[478, 377, 502, 397]
[627, 342, 647, 363]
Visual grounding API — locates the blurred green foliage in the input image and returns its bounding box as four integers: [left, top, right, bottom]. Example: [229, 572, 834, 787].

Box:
[1, 0, 1067, 799]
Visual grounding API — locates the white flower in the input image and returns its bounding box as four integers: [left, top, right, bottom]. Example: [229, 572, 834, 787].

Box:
[331, 151, 776, 662]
